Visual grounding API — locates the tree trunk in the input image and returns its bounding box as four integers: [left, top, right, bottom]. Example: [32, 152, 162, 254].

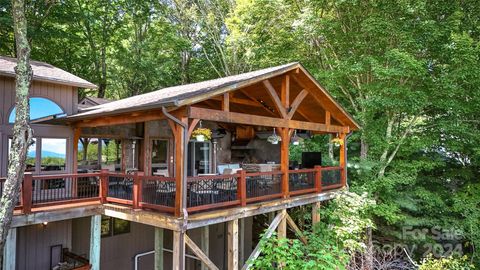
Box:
[0, 0, 33, 264]
[365, 226, 374, 270]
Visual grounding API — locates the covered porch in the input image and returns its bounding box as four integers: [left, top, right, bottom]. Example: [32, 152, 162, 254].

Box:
[2, 63, 358, 218]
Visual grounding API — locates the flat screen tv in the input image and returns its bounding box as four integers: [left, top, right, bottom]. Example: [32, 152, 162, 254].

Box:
[302, 152, 322, 168]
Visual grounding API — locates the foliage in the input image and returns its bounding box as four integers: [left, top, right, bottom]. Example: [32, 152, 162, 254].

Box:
[419, 255, 475, 270]
[251, 191, 374, 269]
[191, 127, 212, 141]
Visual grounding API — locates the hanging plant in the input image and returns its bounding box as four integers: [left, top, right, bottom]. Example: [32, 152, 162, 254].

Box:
[331, 137, 344, 147]
[192, 127, 212, 142]
[267, 128, 282, 144]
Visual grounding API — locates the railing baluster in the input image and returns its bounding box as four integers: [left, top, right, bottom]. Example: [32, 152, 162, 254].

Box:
[237, 170, 246, 206]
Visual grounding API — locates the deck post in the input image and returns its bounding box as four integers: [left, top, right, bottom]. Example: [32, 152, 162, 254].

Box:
[279, 128, 290, 198]
[239, 219, 245, 266]
[99, 169, 109, 203]
[89, 215, 101, 270]
[172, 230, 185, 270]
[237, 170, 246, 206]
[21, 172, 32, 214]
[339, 133, 347, 187]
[312, 202, 321, 225]
[2, 228, 16, 270]
[227, 219, 239, 270]
[133, 171, 143, 209]
[169, 115, 188, 218]
[72, 128, 81, 197]
[277, 209, 287, 239]
[154, 228, 164, 270]
[200, 226, 209, 270]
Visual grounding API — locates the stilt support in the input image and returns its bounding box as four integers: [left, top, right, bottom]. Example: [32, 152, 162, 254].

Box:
[200, 226, 209, 270]
[172, 231, 185, 270]
[89, 215, 101, 270]
[312, 202, 321, 225]
[277, 209, 287, 239]
[155, 228, 164, 270]
[2, 228, 16, 270]
[228, 219, 239, 270]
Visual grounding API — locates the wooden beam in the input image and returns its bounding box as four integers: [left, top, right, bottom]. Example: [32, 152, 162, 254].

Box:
[185, 234, 219, 270]
[277, 209, 287, 239]
[201, 226, 210, 270]
[3, 228, 16, 270]
[325, 111, 331, 126]
[228, 219, 239, 270]
[155, 228, 164, 270]
[262, 80, 287, 118]
[188, 107, 349, 133]
[281, 75, 290, 108]
[238, 90, 277, 117]
[188, 118, 200, 138]
[222, 93, 230, 112]
[172, 231, 186, 270]
[287, 90, 308, 119]
[312, 202, 321, 225]
[73, 128, 81, 173]
[242, 211, 285, 270]
[285, 213, 307, 245]
[89, 215, 101, 270]
[186, 191, 340, 230]
[75, 110, 165, 128]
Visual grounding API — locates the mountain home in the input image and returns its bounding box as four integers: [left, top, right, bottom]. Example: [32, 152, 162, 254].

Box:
[0, 56, 359, 270]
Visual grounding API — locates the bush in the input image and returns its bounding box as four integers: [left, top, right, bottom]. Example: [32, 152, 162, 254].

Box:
[419, 255, 475, 270]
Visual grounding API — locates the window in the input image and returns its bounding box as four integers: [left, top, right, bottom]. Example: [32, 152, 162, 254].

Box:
[8, 138, 36, 172]
[151, 139, 168, 173]
[101, 216, 130, 237]
[8, 137, 67, 173]
[41, 138, 67, 171]
[9, 97, 65, 123]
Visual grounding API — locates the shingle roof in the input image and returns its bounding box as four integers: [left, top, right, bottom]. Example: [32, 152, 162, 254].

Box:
[78, 96, 113, 110]
[71, 62, 300, 118]
[0, 56, 97, 89]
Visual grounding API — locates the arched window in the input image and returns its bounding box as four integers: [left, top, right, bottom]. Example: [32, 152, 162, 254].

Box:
[8, 97, 65, 123]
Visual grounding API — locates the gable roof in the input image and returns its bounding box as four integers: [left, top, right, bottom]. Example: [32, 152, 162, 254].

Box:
[0, 56, 97, 89]
[58, 62, 360, 130]
[78, 96, 113, 110]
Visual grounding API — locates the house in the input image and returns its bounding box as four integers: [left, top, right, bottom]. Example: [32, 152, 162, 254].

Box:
[0, 57, 359, 270]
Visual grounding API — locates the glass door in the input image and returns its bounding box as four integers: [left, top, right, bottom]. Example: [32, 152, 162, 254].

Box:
[188, 141, 212, 176]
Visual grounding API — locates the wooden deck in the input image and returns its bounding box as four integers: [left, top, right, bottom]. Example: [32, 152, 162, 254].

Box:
[5, 167, 344, 229]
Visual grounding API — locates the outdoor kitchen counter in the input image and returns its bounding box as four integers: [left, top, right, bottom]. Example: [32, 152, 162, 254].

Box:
[241, 163, 281, 173]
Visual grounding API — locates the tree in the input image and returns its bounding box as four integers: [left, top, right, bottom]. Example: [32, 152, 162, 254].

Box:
[0, 0, 34, 264]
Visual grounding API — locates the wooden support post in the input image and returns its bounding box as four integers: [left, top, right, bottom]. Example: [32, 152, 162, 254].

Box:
[312, 202, 321, 225]
[21, 173, 32, 214]
[172, 231, 185, 270]
[281, 75, 290, 109]
[133, 171, 143, 209]
[2, 228, 16, 270]
[339, 133, 347, 187]
[89, 215, 101, 270]
[237, 170, 246, 206]
[201, 226, 209, 270]
[239, 219, 245, 266]
[155, 228, 164, 270]
[222, 93, 230, 112]
[277, 209, 287, 239]
[228, 219, 239, 270]
[285, 213, 307, 245]
[170, 117, 188, 217]
[99, 169, 109, 203]
[279, 128, 290, 198]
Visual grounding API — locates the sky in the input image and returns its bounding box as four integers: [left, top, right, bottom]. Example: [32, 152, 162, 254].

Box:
[9, 97, 65, 123]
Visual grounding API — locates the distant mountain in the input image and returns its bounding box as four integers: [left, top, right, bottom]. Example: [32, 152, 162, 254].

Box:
[28, 150, 65, 158]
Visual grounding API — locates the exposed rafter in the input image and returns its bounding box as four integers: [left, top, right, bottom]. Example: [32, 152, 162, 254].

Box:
[262, 79, 288, 119]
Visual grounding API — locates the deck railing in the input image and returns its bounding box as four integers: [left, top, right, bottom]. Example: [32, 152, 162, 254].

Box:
[6, 166, 344, 215]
